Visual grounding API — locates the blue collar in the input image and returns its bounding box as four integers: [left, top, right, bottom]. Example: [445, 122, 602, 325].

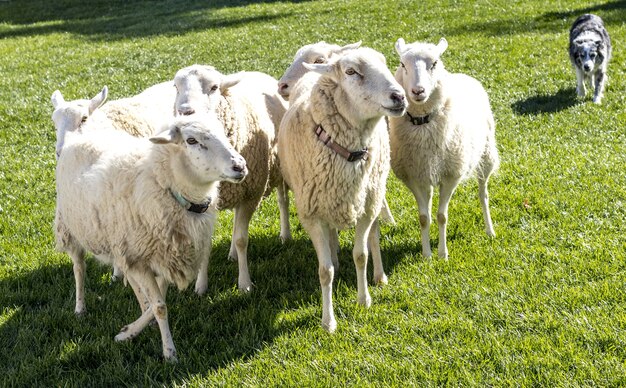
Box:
[171, 190, 212, 214]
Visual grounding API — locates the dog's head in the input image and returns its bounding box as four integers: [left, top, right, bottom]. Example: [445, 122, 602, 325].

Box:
[572, 38, 606, 73]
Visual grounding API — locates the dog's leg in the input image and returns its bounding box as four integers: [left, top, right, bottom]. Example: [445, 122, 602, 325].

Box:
[593, 70, 607, 104]
[576, 67, 586, 98]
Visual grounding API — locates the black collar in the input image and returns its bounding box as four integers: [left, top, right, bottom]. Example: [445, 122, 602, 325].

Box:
[171, 190, 212, 214]
[406, 111, 430, 126]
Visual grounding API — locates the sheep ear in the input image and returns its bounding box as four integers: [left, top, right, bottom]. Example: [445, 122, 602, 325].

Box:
[395, 38, 407, 55]
[51, 90, 65, 108]
[89, 86, 108, 114]
[437, 38, 448, 56]
[339, 41, 361, 53]
[303, 62, 333, 75]
[150, 124, 182, 144]
[221, 72, 244, 93]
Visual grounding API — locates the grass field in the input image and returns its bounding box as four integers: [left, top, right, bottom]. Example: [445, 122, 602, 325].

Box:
[1, 0, 626, 385]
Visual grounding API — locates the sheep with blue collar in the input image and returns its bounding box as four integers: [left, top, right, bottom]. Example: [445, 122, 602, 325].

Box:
[54, 114, 247, 361]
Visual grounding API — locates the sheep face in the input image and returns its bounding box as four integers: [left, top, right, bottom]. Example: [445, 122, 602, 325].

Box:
[395, 38, 448, 104]
[277, 41, 361, 100]
[50, 87, 107, 158]
[173, 65, 243, 116]
[151, 115, 248, 184]
[305, 47, 407, 121]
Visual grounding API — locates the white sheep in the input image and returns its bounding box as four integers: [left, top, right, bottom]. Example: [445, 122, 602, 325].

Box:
[389, 37, 499, 259]
[278, 47, 407, 332]
[51, 86, 108, 159]
[51, 81, 177, 281]
[277, 41, 361, 101]
[55, 114, 247, 361]
[173, 65, 289, 294]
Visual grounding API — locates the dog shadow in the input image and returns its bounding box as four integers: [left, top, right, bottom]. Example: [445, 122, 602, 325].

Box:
[511, 87, 579, 115]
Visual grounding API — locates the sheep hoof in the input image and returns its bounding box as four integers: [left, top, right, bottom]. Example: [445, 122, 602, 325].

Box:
[374, 273, 388, 286]
[486, 228, 496, 238]
[358, 294, 372, 308]
[238, 283, 254, 293]
[438, 251, 448, 259]
[74, 308, 86, 316]
[194, 282, 208, 296]
[279, 234, 292, 244]
[322, 319, 337, 333]
[164, 350, 178, 363]
[114, 328, 133, 342]
[227, 254, 237, 262]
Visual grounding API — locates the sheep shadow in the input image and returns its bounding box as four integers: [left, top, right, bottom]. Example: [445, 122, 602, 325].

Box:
[0, 226, 405, 386]
[0, 0, 311, 40]
[511, 87, 579, 115]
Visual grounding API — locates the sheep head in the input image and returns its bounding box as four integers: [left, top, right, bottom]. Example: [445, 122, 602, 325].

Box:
[394, 37, 448, 104]
[277, 41, 361, 100]
[50, 86, 108, 158]
[173, 65, 243, 116]
[150, 114, 247, 185]
[304, 47, 407, 123]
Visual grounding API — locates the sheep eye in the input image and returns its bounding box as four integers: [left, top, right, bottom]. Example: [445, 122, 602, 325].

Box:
[80, 116, 88, 123]
[345, 68, 357, 76]
[431, 61, 438, 70]
[400, 62, 406, 68]
[313, 57, 325, 64]
[186, 138, 198, 145]
[210, 85, 219, 92]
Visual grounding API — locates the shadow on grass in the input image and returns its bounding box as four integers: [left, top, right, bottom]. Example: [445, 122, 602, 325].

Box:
[0, 228, 405, 385]
[511, 87, 579, 115]
[448, 0, 626, 37]
[0, 0, 310, 40]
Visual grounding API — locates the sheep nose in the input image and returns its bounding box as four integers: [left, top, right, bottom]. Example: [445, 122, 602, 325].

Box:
[178, 104, 195, 116]
[412, 87, 425, 96]
[277, 82, 289, 96]
[232, 157, 247, 173]
[390, 91, 405, 103]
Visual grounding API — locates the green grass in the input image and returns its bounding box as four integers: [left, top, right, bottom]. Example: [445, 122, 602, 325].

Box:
[1, 0, 626, 385]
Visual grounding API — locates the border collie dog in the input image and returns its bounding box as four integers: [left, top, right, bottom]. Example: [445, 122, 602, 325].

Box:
[569, 14, 612, 104]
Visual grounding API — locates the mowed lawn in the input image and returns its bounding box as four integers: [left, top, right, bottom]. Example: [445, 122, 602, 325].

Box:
[1, 0, 626, 385]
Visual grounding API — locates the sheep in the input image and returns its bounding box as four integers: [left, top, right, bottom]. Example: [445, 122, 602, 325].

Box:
[278, 47, 407, 332]
[278, 41, 398, 282]
[173, 65, 290, 294]
[277, 41, 362, 101]
[389, 37, 499, 259]
[51, 86, 108, 159]
[54, 114, 248, 361]
[51, 81, 177, 281]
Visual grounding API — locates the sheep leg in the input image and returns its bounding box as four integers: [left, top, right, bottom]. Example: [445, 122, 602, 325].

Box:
[354, 217, 374, 308]
[303, 218, 336, 333]
[330, 228, 340, 270]
[437, 177, 461, 259]
[194, 239, 213, 295]
[69, 246, 87, 315]
[126, 275, 150, 313]
[368, 218, 387, 285]
[115, 268, 177, 362]
[478, 176, 496, 238]
[379, 197, 396, 225]
[234, 202, 257, 293]
[408, 183, 433, 257]
[277, 180, 292, 242]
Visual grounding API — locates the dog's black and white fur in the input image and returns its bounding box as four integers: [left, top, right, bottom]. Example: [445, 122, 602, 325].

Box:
[569, 14, 612, 104]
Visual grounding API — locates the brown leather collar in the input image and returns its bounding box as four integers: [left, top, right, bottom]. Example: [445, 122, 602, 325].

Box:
[314, 125, 368, 162]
